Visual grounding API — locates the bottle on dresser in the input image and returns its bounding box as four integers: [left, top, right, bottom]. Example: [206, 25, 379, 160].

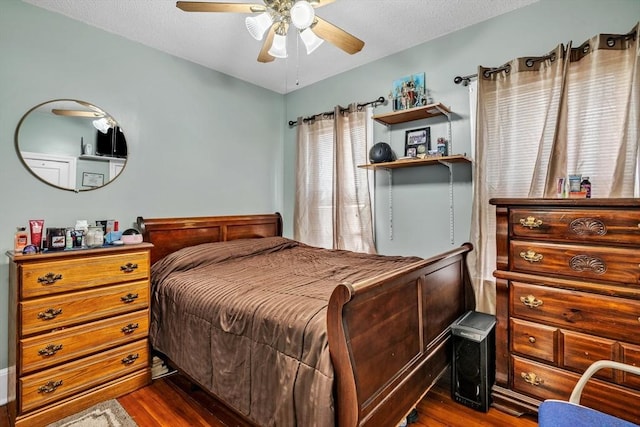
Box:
[580, 176, 591, 198]
[14, 227, 28, 252]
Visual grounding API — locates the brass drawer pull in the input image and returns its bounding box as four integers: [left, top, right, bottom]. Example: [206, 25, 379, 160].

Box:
[120, 263, 138, 273]
[521, 372, 543, 386]
[38, 344, 63, 356]
[37, 272, 62, 285]
[520, 295, 543, 308]
[120, 293, 139, 303]
[122, 353, 139, 365]
[528, 336, 536, 344]
[519, 216, 543, 229]
[38, 380, 63, 394]
[38, 308, 63, 320]
[121, 323, 139, 334]
[520, 250, 543, 263]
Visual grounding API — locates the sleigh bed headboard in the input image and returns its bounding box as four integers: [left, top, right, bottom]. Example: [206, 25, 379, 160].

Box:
[136, 213, 283, 265]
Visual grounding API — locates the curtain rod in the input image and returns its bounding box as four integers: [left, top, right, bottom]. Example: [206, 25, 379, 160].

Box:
[288, 96, 386, 127]
[453, 74, 477, 86]
[453, 65, 511, 86]
[455, 51, 562, 86]
[455, 27, 637, 87]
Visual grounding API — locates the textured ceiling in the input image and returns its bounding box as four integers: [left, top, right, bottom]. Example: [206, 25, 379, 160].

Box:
[22, 0, 539, 94]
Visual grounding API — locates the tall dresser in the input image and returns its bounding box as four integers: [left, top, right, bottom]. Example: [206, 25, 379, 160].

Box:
[6, 243, 153, 427]
[489, 198, 640, 424]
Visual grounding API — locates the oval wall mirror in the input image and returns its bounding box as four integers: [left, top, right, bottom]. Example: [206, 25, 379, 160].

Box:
[15, 99, 128, 192]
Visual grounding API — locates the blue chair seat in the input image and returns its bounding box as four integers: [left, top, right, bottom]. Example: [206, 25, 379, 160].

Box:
[539, 400, 639, 427]
[537, 360, 640, 427]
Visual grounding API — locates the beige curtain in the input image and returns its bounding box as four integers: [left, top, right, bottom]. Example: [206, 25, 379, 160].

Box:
[469, 23, 639, 313]
[294, 104, 376, 253]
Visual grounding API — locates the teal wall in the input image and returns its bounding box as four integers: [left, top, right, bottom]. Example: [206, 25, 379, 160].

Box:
[284, 0, 640, 259]
[1, 0, 638, 379]
[0, 0, 284, 372]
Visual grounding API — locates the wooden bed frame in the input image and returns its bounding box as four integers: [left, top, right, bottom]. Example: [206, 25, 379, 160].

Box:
[137, 213, 475, 427]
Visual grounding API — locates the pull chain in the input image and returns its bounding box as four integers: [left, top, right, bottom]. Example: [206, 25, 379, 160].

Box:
[296, 30, 300, 86]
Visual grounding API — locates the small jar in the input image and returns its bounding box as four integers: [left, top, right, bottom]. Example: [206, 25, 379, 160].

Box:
[47, 228, 66, 251]
[74, 230, 84, 248]
[86, 226, 104, 248]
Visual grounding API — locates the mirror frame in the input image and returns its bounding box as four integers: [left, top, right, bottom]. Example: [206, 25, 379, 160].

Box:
[15, 98, 128, 192]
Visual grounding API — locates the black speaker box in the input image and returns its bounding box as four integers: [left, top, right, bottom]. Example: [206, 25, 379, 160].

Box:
[96, 126, 128, 158]
[451, 310, 496, 412]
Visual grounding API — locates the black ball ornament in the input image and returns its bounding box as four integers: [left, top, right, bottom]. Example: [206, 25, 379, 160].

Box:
[369, 142, 394, 163]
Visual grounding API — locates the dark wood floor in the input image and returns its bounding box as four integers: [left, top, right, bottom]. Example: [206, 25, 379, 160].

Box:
[121, 373, 539, 426]
[1, 374, 538, 426]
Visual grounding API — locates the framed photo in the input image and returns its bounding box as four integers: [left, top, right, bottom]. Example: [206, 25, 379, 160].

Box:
[405, 127, 430, 157]
[82, 172, 104, 187]
[392, 72, 426, 111]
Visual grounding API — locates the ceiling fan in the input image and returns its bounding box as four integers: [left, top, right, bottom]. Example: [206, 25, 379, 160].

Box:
[50, 101, 116, 133]
[51, 101, 105, 118]
[176, 0, 365, 63]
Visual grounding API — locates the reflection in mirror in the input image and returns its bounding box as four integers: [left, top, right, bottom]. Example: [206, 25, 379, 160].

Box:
[15, 99, 128, 192]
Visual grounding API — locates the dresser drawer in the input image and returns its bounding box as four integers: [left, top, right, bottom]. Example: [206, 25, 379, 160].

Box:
[19, 339, 148, 413]
[510, 240, 640, 285]
[510, 318, 557, 363]
[513, 355, 574, 401]
[620, 343, 640, 389]
[20, 310, 149, 374]
[561, 330, 615, 380]
[20, 281, 149, 336]
[510, 208, 640, 245]
[513, 355, 640, 423]
[20, 250, 150, 299]
[511, 281, 640, 344]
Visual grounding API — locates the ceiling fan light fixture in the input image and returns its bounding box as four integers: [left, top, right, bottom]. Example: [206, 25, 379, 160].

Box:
[268, 32, 288, 58]
[290, 1, 315, 30]
[92, 117, 113, 134]
[299, 28, 323, 54]
[245, 12, 273, 40]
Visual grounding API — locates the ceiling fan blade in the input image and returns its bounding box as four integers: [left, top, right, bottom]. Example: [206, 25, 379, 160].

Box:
[51, 109, 103, 118]
[176, 2, 263, 13]
[309, 0, 337, 8]
[258, 25, 276, 63]
[313, 17, 364, 55]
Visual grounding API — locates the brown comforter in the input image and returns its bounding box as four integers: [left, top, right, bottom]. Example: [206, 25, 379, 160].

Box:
[150, 237, 421, 426]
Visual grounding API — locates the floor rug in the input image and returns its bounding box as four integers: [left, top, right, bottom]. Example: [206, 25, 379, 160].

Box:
[46, 399, 137, 427]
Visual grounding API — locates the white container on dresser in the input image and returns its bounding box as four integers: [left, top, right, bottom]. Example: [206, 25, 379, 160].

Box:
[6, 243, 153, 427]
[489, 198, 640, 424]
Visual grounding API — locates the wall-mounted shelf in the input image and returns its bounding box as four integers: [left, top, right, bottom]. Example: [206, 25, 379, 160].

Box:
[372, 103, 450, 126]
[358, 154, 471, 170]
[369, 102, 467, 245]
[79, 154, 125, 162]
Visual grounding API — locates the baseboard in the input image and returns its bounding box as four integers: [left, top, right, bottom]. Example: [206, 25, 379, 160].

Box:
[0, 368, 7, 406]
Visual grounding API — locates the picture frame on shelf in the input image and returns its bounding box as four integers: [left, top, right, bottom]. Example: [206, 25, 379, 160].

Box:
[391, 72, 426, 111]
[405, 127, 430, 157]
[82, 172, 104, 187]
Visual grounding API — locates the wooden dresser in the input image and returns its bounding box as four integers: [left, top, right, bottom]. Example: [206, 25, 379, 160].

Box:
[6, 243, 153, 427]
[489, 198, 640, 424]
